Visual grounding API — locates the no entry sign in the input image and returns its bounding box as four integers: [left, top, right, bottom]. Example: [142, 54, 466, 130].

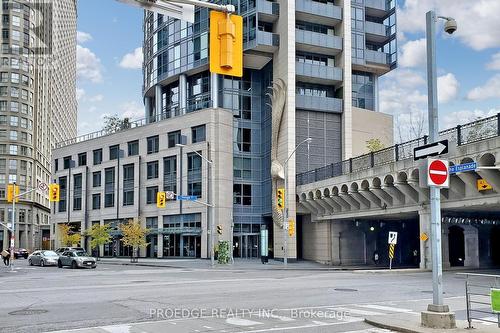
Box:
[427, 158, 449, 188]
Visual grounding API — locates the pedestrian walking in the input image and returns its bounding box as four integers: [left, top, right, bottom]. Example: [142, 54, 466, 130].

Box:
[1, 249, 10, 266]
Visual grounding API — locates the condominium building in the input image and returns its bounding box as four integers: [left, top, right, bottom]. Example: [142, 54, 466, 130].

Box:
[51, 0, 395, 260]
[0, 0, 78, 251]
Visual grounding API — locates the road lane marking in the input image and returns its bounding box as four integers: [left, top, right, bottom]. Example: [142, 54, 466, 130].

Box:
[330, 307, 384, 316]
[358, 304, 414, 313]
[100, 325, 132, 333]
[226, 318, 263, 326]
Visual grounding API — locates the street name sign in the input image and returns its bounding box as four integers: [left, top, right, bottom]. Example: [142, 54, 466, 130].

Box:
[388, 231, 398, 245]
[449, 162, 477, 174]
[165, 191, 175, 200]
[427, 159, 449, 188]
[413, 140, 448, 161]
[177, 195, 198, 201]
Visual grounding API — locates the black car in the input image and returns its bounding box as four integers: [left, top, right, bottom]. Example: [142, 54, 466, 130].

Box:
[14, 248, 29, 259]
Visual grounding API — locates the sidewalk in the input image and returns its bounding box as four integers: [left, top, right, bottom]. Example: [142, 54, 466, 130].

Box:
[365, 313, 498, 333]
[98, 257, 417, 271]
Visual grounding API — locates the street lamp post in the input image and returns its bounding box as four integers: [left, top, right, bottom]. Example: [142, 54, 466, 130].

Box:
[282, 138, 312, 266]
[176, 143, 214, 267]
[424, 10, 457, 327]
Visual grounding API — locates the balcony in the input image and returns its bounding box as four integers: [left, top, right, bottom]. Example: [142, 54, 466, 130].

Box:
[365, 0, 390, 18]
[365, 21, 390, 43]
[244, 30, 280, 53]
[296, 62, 343, 85]
[295, 0, 342, 26]
[365, 49, 388, 65]
[296, 95, 343, 113]
[295, 29, 342, 55]
[352, 49, 391, 75]
[257, 0, 279, 23]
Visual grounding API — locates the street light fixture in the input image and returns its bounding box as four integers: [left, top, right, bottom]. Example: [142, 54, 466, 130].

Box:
[283, 137, 312, 266]
[424, 10, 457, 328]
[176, 143, 215, 267]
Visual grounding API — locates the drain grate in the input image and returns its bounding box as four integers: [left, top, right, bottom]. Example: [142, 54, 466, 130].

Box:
[9, 309, 48, 316]
[334, 288, 358, 292]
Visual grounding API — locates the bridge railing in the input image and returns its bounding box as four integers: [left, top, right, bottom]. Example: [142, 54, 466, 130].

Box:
[296, 113, 500, 186]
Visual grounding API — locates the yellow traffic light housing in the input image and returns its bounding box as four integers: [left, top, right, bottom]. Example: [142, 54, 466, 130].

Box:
[7, 184, 19, 203]
[288, 219, 295, 237]
[157, 191, 166, 208]
[49, 184, 60, 202]
[217, 224, 223, 235]
[209, 11, 243, 77]
[277, 188, 284, 210]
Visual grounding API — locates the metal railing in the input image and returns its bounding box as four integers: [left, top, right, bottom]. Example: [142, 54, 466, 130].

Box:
[458, 272, 500, 328]
[297, 113, 500, 185]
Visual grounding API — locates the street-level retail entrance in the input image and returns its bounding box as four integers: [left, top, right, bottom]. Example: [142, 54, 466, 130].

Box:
[162, 234, 201, 258]
[233, 234, 259, 258]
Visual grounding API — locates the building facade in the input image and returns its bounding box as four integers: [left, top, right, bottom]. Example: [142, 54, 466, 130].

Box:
[140, 0, 396, 259]
[0, 0, 77, 251]
[52, 108, 233, 258]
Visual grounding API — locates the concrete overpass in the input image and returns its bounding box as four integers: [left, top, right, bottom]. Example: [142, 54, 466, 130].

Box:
[295, 114, 500, 269]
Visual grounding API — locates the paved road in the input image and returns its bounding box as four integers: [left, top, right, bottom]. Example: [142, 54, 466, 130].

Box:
[0, 260, 497, 333]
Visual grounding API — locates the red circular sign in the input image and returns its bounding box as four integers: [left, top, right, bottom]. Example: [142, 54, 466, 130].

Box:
[429, 160, 448, 185]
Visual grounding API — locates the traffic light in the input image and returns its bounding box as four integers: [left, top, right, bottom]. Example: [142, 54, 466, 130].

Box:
[49, 184, 60, 202]
[209, 11, 243, 77]
[277, 188, 285, 210]
[288, 219, 295, 237]
[217, 224, 223, 235]
[157, 191, 166, 208]
[7, 184, 19, 203]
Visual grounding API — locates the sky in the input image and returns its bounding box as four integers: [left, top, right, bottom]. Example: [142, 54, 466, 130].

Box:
[76, 0, 500, 141]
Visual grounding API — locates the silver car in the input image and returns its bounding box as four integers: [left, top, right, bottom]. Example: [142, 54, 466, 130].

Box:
[57, 250, 97, 269]
[28, 250, 59, 267]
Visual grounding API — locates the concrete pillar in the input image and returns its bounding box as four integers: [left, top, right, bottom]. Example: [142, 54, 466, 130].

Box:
[331, 230, 341, 265]
[463, 226, 479, 268]
[155, 85, 162, 120]
[419, 209, 432, 269]
[442, 226, 450, 269]
[179, 74, 187, 114]
[144, 97, 153, 122]
[157, 234, 163, 258]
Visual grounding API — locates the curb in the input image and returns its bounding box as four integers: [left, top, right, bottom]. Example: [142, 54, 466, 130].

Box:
[365, 318, 421, 333]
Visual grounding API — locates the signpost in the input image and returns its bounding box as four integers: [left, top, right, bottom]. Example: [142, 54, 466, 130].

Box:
[414, 140, 448, 161]
[427, 159, 450, 188]
[388, 231, 398, 270]
[449, 162, 477, 174]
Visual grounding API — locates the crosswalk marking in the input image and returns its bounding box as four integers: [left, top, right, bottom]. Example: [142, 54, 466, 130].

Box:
[101, 325, 132, 333]
[358, 304, 414, 313]
[331, 307, 385, 316]
[226, 318, 263, 327]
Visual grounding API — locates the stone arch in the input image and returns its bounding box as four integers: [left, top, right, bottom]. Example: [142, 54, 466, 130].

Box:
[460, 156, 475, 164]
[478, 152, 495, 167]
[332, 186, 339, 196]
[307, 191, 314, 200]
[361, 180, 370, 190]
[350, 182, 359, 192]
[396, 171, 408, 183]
[300, 193, 307, 201]
[384, 174, 394, 186]
[341, 184, 349, 194]
[372, 177, 382, 188]
[314, 189, 322, 199]
[323, 188, 330, 197]
[409, 168, 419, 182]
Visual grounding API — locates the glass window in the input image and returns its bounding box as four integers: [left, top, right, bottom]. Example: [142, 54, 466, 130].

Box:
[147, 135, 159, 154]
[109, 145, 120, 160]
[58, 176, 67, 212]
[191, 125, 206, 144]
[147, 161, 159, 179]
[187, 152, 202, 197]
[63, 156, 72, 169]
[128, 140, 139, 156]
[146, 217, 158, 229]
[146, 186, 158, 204]
[163, 156, 177, 193]
[92, 194, 101, 210]
[233, 157, 252, 179]
[235, 128, 251, 152]
[93, 149, 102, 165]
[77, 152, 87, 166]
[233, 184, 252, 205]
[167, 131, 181, 148]
[93, 171, 101, 187]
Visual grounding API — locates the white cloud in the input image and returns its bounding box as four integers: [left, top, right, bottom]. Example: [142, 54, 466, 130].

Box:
[119, 47, 143, 70]
[398, 0, 500, 50]
[399, 38, 426, 68]
[77, 31, 92, 44]
[88, 94, 104, 102]
[437, 73, 459, 103]
[120, 101, 144, 119]
[76, 88, 85, 101]
[486, 52, 500, 71]
[442, 108, 500, 129]
[77, 45, 103, 83]
[467, 74, 500, 100]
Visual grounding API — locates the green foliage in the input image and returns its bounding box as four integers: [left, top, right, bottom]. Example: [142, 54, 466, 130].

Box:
[86, 224, 112, 255]
[366, 138, 385, 153]
[217, 240, 230, 264]
[120, 219, 149, 260]
[59, 224, 81, 247]
[102, 114, 131, 134]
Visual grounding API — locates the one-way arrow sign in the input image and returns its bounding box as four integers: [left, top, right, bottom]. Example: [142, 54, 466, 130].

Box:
[413, 140, 448, 161]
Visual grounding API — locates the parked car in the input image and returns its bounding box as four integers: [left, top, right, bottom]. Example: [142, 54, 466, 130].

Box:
[28, 250, 59, 267]
[58, 250, 96, 269]
[55, 247, 85, 255]
[14, 248, 29, 259]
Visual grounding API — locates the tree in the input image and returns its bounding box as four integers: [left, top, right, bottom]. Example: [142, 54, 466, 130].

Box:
[59, 224, 81, 247]
[120, 219, 149, 262]
[366, 138, 385, 152]
[102, 114, 131, 134]
[86, 224, 112, 260]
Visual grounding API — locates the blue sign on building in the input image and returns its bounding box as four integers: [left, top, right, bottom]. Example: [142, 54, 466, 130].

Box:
[449, 162, 477, 174]
[177, 195, 198, 201]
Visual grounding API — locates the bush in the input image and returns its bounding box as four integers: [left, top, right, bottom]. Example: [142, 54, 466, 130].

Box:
[217, 241, 230, 264]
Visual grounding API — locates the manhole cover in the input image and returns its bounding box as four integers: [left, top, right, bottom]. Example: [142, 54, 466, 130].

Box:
[9, 309, 48, 316]
[334, 288, 358, 292]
